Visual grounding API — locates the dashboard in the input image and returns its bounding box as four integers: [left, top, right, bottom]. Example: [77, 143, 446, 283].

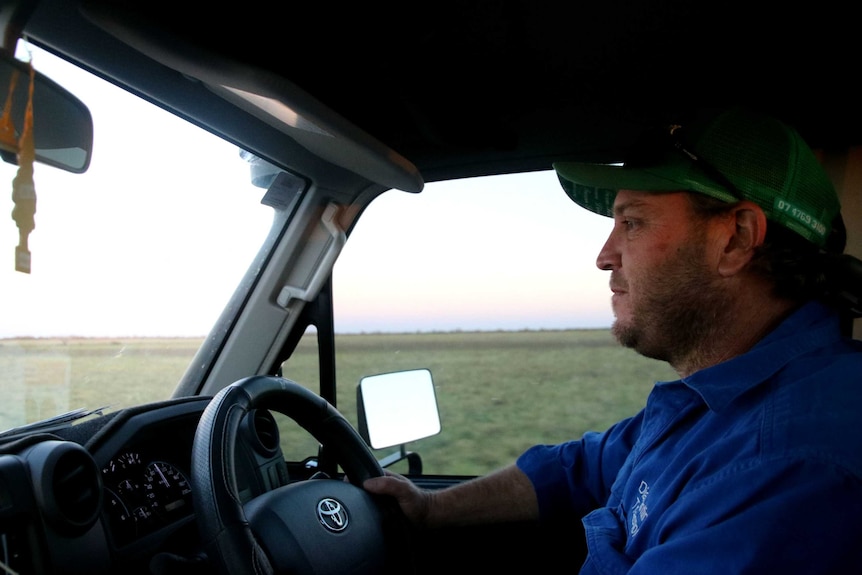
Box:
[0, 397, 292, 575]
[95, 405, 201, 549]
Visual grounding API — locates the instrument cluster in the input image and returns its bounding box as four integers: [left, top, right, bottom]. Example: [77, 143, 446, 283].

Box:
[92, 401, 287, 551]
[101, 448, 194, 546]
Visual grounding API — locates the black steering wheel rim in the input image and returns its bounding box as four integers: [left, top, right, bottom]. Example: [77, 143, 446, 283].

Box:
[191, 375, 389, 575]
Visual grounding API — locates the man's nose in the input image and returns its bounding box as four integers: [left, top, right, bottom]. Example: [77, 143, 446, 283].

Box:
[595, 232, 619, 271]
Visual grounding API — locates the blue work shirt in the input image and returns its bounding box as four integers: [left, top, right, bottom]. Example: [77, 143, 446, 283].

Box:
[517, 301, 862, 574]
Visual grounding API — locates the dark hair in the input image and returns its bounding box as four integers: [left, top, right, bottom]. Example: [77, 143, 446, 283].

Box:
[687, 193, 828, 302]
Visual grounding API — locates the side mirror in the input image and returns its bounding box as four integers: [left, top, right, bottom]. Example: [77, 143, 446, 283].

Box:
[356, 368, 441, 451]
[0, 52, 93, 173]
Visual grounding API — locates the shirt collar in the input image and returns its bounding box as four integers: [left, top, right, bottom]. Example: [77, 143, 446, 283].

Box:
[679, 301, 844, 412]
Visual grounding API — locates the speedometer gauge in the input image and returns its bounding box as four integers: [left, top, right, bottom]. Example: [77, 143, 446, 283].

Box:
[143, 461, 193, 521]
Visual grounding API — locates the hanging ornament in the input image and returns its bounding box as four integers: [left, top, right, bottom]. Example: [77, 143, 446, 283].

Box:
[11, 58, 36, 273]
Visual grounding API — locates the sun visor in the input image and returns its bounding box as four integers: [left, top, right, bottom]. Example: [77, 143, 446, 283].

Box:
[205, 78, 424, 193]
[79, 3, 424, 193]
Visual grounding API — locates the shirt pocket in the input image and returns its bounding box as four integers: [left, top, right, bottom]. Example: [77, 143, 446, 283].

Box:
[579, 506, 633, 575]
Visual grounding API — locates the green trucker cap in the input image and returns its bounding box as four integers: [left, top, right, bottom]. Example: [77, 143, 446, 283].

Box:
[553, 108, 843, 250]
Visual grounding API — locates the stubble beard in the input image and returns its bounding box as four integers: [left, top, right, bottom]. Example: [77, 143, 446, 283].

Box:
[611, 243, 733, 368]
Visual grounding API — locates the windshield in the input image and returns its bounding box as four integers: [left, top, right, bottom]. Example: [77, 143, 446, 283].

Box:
[0, 44, 274, 433]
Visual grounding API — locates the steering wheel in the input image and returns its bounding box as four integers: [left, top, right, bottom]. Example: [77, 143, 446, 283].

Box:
[191, 375, 409, 575]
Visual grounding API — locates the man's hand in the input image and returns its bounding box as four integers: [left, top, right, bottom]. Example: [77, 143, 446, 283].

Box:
[363, 464, 539, 529]
[363, 471, 433, 527]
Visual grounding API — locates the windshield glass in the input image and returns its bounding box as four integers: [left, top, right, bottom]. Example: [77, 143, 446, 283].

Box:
[0, 44, 274, 433]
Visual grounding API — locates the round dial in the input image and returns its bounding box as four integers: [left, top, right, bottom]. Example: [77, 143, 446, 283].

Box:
[142, 461, 193, 522]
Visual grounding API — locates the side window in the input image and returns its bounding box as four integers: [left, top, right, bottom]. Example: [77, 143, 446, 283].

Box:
[332, 172, 676, 476]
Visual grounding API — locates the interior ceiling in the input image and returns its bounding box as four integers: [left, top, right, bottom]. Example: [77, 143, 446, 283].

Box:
[28, 0, 862, 183]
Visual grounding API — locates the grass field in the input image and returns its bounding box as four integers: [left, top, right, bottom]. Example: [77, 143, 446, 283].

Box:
[0, 330, 677, 475]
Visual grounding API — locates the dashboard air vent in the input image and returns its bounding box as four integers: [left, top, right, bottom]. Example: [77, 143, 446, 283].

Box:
[24, 440, 103, 535]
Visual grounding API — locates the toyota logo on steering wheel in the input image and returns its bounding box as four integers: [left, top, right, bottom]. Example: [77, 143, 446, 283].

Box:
[317, 497, 349, 532]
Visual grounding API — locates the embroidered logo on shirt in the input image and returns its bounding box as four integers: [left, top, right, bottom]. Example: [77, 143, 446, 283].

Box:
[630, 480, 650, 537]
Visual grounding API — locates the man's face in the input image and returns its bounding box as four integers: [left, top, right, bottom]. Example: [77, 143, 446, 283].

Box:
[596, 190, 731, 365]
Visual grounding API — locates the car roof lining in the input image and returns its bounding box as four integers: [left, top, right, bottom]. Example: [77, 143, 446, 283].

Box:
[23, 0, 862, 192]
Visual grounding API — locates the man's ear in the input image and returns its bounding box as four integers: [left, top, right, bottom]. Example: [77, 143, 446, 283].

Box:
[716, 201, 767, 277]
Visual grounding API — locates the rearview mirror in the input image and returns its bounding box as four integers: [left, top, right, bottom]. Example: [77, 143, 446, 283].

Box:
[357, 368, 441, 450]
[0, 53, 93, 173]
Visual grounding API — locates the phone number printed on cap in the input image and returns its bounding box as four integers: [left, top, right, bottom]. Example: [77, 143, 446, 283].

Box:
[774, 199, 827, 238]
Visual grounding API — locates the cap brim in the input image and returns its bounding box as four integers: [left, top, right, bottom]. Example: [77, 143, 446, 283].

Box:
[553, 157, 734, 216]
[553, 160, 702, 217]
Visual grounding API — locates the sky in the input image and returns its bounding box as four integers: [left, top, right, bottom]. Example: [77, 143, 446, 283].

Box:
[333, 172, 616, 333]
[0, 44, 616, 338]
